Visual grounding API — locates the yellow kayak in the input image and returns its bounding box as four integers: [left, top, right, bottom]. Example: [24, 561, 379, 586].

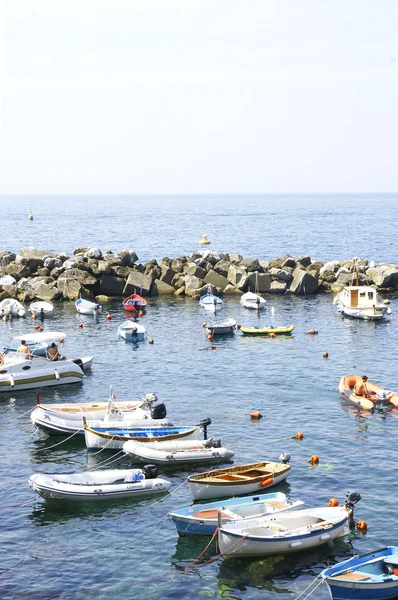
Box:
[240, 325, 295, 335]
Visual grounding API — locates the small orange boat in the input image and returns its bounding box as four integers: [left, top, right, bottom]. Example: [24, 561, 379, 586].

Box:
[123, 294, 147, 312]
[339, 375, 398, 411]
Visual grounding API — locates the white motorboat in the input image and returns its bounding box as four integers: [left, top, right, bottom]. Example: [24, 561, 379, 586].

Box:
[0, 352, 85, 392]
[29, 300, 54, 317]
[169, 492, 305, 536]
[0, 298, 26, 318]
[0, 332, 91, 393]
[84, 417, 212, 451]
[206, 318, 236, 336]
[123, 438, 234, 466]
[187, 461, 291, 501]
[333, 285, 391, 320]
[240, 291, 266, 310]
[199, 293, 224, 312]
[117, 320, 146, 342]
[28, 465, 171, 502]
[218, 506, 349, 558]
[75, 298, 102, 315]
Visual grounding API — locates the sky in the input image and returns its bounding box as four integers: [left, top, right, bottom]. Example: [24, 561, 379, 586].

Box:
[0, 0, 397, 195]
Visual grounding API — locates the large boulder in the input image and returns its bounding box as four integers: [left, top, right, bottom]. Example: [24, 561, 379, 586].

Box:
[5, 262, 31, 280]
[56, 278, 83, 299]
[247, 272, 272, 293]
[366, 265, 398, 289]
[0, 251, 16, 266]
[227, 265, 247, 287]
[270, 280, 287, 294]
[150, 280, 176, 296]
[123, 271, 153, 296]
[320, 261, 341, 276]
[184, 275, 206, 297]
[270, 268, 293, 283]
[240, 258, 260, 272]
[2, 284, 18, 297]
[281, 257, 296, 269]
[204, 270, 230, 291]
[102, 253, 123, 267]
[119, 250, 139, 267]
[33, 283, 62, 302]
[99, 274, 125, 296]
[84, 248, 103, 260]
[289, 268, 318, 295]
[295, 256, 312, 268]
[184, 263, 207, 279]
[330, 272, 368, 293]
[89, 260, 112, 276]
[160, 265, 177, 286]
[17, 248, 56, 271]
[213, 260, 232, 278]
[60, 268, 97, 286]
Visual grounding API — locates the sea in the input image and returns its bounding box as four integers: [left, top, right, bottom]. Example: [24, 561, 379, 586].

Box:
[1, 194, 398, 600]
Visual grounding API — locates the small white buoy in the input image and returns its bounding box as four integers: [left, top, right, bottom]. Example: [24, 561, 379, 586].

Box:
[199, 234, 211, 245]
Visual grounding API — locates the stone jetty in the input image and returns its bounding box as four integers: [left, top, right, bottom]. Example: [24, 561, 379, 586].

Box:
[1, 247, 398, 303]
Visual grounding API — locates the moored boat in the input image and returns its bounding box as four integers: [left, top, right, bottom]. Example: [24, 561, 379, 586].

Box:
[199, 293, 223, 312]
[123, 294, 147, 312]
[28, 465, 171, 502]
[0, 298, 26, 318]
[169, 492, 305, 536]
[218, 505, 349, 559]
[333, 285, 391, 320]
[84, 419, 210, 451]
[123, 438, 234, 466]
[29, 300, 54, 317]
[187, 460, 291, 501]
[240, 291, 266, 310]
[339, 375, 398, 411]
[321, 546, 398, 600]
[75, 298, 102, 315]
[240, 324, 294, 335]
[205, 318, 236, 336]
[118, 320, 146, 342]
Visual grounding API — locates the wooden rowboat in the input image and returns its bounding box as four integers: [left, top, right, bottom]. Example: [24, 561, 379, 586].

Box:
[123, 294, 147, 312]
[240, 325, 294, 335]
[187, 461, 291, 501]
[339, 375, 398, 411]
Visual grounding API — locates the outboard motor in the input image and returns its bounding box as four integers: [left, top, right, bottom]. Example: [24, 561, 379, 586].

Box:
[198, 417, 212, 440]
[375, 391, 390, 412]
[344, 490, 361, 528]
[142, 464, 158, 480]
[205, 438, 222, 448]
[148, 393, 167, 420]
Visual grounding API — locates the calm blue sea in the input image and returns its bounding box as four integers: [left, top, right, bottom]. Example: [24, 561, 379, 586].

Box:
[1, 195, 398, 600]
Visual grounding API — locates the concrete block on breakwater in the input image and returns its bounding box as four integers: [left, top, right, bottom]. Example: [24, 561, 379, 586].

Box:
[1, 247, 398, 303]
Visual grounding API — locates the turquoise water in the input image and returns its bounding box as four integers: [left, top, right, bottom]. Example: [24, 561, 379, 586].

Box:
[1, 195, 398, 599]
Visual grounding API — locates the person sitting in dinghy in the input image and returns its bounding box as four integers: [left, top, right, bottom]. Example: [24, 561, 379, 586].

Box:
[354, 375, 375, 399]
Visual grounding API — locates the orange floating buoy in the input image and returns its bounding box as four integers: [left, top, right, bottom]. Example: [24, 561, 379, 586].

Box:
[202, 322, 207, 328]
[356, 520, 368, 531]
[138, 311, 143, 318]
[31, 313, 37, 320]
[34, 324, 41, 330]
[260, 477, 273, 488]
[78, 323, 84, 328]
[323, 352, 329, 358]
[328, 498, 339, 507]
[309, 455, 319, 465]
[59, 338, 65, 343]
[38, 326, 43, 332]
[2, 314, 8, 322]
[269, 332, 276, 338]
[105, 312, 111, 321]
[148, 338, 154, 344]
[295, 432, 304, 440]
[250, 411, 263, 419]
[207, 333, 213, 341]
[237, 324, 241, 329]
[211, 345, 217, 350]
[307, 329, 318, 335]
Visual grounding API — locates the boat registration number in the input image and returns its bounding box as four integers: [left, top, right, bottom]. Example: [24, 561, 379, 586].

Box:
[126, 482, 145, 490]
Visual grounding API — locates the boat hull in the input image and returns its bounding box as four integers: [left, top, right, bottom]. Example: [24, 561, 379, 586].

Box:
[218, 507, 348, 558]
[322, 547, 398, 600]
[206, 320, 236, 335]
[123, 440, 234, 466]
[0, 360, 84, 393]
[84, 425, 201, 450]
[169, 493, 305, 536]
[240, 325, 294, 335]
[29, 470, 171, 502]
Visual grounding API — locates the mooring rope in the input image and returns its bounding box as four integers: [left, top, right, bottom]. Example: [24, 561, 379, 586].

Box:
[294, 574, 324, 599]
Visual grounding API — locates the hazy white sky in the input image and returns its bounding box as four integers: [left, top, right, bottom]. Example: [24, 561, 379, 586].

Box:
[0, 0, 397, 194]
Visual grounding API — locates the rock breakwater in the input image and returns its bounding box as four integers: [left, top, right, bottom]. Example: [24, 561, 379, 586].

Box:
[1, 248, 398, 303]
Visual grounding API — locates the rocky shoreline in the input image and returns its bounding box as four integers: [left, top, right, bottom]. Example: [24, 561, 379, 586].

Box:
[1, 247, 398, 304]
